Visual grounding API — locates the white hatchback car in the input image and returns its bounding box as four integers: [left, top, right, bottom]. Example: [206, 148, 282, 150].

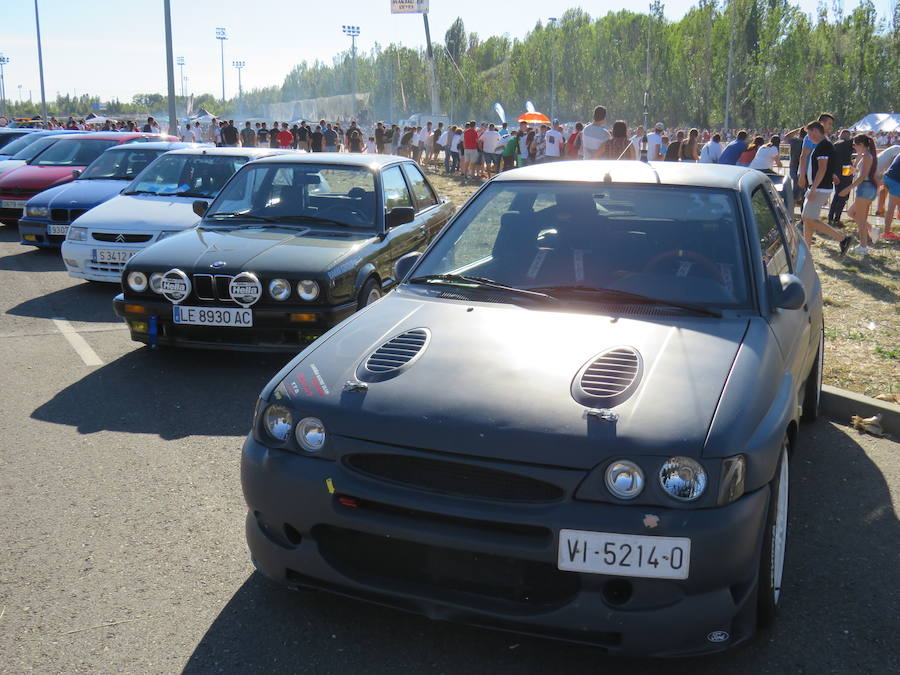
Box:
[62, 147, 290, 282]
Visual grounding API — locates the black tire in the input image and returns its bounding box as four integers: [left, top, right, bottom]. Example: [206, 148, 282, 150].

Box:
[801, 325, 824, 423]
[357, 277, 382, 310]
[757, 438, 790, 629]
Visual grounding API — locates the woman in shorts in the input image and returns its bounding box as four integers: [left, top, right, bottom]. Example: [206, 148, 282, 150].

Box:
[839, 134, 879, 256]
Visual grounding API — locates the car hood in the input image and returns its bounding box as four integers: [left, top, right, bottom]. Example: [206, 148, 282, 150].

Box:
[0, 164, 83, 191]
[73, 193, 201, 231]
[269, 291, 750, 470]
[0, 159, 26, 177]
[131, 225, 373, 276]
[26, 179, 125, 209]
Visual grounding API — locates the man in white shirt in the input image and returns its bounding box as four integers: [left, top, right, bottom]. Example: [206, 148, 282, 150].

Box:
[699, 133, 723, 163]
[581, 105, 610, 159]
[479, 124, 502, 174]
[544, 121, 564, 160]
[646, 122, 664, 161]
[630, 125, 645, 157]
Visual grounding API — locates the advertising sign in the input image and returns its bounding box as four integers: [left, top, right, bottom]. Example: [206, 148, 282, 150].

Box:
[391, 0, 428, 13]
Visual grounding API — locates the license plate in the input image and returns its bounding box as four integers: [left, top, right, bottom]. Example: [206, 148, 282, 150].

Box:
[558, 529, 691, 580]
[172, 305, 253, 327]
[48, 224, 69, 235]
[92, 248, 136, 264]
[1, 199, 23, 210]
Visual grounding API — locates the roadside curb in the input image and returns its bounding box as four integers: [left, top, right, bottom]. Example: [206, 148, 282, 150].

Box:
[821, 384, 900, 436]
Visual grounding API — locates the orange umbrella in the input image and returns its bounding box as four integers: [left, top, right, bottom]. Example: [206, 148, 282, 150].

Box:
[516, 112, 551, 124]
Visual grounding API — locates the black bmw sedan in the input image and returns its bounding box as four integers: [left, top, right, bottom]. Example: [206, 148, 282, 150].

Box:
[113, 154, 453, 350]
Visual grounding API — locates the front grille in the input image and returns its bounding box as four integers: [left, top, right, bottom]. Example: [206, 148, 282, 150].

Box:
[51, 208, 88, 223]
[92, 232, 153, 243]
[316, 526, 580, 608]
[344, 454, 565, 502]
[88, 261, 126, 274]
[192, 274, 236, 303]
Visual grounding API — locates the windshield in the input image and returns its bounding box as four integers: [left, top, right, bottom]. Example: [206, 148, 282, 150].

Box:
[6, 134, 61, 161]
[31, 139, 118, 167]
[124, 154, 247, 198]
[81, 148, 166, 180]
[206, 163, 377, 229]
[411, 182, 750, 309]
[0, 132, 31, 152]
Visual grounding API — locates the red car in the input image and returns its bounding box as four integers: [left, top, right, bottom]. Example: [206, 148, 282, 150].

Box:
[0, 132, 176, 224]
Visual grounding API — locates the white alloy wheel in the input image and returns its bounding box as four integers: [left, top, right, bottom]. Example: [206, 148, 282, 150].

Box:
[771, 444, 789, 604]
[366, 286, 382, 306]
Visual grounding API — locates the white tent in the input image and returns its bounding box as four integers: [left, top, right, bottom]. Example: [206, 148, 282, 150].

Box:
[82, 115, 118, 125]
[850, 113, 900, 133]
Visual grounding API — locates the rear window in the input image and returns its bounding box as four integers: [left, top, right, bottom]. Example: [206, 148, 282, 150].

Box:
[7, 135, 60, 161]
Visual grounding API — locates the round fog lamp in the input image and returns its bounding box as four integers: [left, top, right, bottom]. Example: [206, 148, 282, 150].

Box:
[297, 280, 319, 301]
[263, 404, 293, 442]
[659, 456, 708, 502]
[127, 271, 148, 292]
[269, 278, 291, 301]
[149, 272, 164, 293]
[605, 460, 645, 499]
[295, 417, 326, 452]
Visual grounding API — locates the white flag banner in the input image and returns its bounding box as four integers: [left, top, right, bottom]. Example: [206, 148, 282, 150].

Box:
[391, 0, 428, 13]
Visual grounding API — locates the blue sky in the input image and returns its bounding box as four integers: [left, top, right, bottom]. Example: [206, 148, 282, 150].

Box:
[0, 0, 893, 104]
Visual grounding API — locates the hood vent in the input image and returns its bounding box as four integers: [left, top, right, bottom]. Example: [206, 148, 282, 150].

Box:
[572, 347, 643, 408]
[358, 328, 430, 382]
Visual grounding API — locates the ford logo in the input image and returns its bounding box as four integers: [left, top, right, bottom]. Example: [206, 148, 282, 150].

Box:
[161, 268, 191, 304]
[229, 271, 262, 307]
[707, 631, 730, 643]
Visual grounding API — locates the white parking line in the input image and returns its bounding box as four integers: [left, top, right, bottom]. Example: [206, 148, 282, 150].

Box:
[51, 318, 103, 366]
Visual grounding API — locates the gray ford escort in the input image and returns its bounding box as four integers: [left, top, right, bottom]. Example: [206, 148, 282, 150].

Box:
[241, 161, 824, 657]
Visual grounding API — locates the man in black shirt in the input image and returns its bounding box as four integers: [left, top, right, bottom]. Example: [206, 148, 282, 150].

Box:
[800, 122, 852, 253]
[785, 127, 806, 207]
[297, 122, 309, 151]
[221, 120, 240, 147]
[310, 125, 324, 152]
[269, 122, 280, 149]
[827, 129, 853, 227]
[374, 121, 385, 153]
[257, 123, 269, 146]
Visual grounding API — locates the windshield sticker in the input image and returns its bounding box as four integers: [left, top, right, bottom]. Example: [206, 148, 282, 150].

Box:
[676, 261, 693, 277]
[526, 250, 548, 280]
[718, 263, 734, 294]
[574, 250, 585, 282]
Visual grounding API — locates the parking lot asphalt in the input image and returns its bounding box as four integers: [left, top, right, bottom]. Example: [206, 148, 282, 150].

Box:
[0, 223, 898, 674]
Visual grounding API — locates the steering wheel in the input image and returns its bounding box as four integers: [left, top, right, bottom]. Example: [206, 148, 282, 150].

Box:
[642, 250, 724, 283]
[317, 204, 369, 225]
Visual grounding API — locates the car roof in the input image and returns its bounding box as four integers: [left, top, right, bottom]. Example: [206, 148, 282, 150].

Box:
[66, 132, 162, 140]
[162, 147, 293, 158]
[248, 152, 409, 169]
[492, 160, 754, 190]
[103, 141, 197, 152]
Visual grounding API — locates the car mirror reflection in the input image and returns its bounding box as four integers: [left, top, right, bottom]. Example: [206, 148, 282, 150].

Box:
[192, 200, 209, 218]
[387, 206, 415, 228]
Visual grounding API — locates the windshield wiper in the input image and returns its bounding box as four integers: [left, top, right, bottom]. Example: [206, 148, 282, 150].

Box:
[122, 189, 159, 195]
[206, 211, 278, 223]
[174, 190, 215, 198]
[275, 214, 362, 227]
[528, 285, 722, 317]
[409, 274, 556, 302]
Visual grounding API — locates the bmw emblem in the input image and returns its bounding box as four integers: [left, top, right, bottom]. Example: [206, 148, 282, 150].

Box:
[210, 260, 227, 269]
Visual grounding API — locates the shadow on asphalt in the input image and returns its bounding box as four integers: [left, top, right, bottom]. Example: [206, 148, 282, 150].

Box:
[0, 244, 66, 273]
[7, 281, 121, 323]
[31, 347, 291, 439]
[179, 422, 898, 674]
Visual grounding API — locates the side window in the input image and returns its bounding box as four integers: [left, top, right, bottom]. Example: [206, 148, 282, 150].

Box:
[402, 163, 438, 210]
[751, 187, 791, 275]
[382, 166, 413, 211]
[767, 183, 800, 265]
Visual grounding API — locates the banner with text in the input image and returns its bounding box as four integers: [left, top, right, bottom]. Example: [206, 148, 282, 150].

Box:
[391, 0, 428, 13]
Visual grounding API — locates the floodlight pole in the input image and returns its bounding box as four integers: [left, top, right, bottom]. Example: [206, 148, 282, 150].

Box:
[232, 61, 245, 118]
[342, 25, 360, 118]
[0, 55, 8, 117]
[164, 0, 178, 136]
[422, 13, 441, 117]
[177, 56, 185, 98]
[34, 0, 48, 124]
[216, 28, 228, 103]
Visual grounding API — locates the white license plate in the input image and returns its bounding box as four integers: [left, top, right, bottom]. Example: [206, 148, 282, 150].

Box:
[1, 199, 23, 210]
[172, 305, 253, 327]
[92, 248, 136, 264]
[47, 224, 69, 235]
[558, 529, 691, 580]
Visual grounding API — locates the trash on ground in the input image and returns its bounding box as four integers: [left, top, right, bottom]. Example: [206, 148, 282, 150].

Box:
[850, 413, 884, 437]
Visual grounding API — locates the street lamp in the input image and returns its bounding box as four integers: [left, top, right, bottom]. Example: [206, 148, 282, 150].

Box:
[215, 27, 227, 102]
[232, 61, 245, 118]
[176, 56, 185, 98]
[34, 0, 48, 124]
[0, 55, 9, 117]
[342, 25, 360, 118]
[548, 18, 557, 122]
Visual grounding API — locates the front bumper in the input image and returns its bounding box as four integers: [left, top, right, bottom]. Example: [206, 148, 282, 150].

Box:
[113, 293, 358, 352]
[62, 241, 146, 282]
[241, 436, 770, 657]
[0, 200, 26, 224]
[19, 217, 66, 248]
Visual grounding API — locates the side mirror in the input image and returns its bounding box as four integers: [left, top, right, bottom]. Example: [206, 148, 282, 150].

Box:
[192, 200, 209, 217]
[72, 169, 82, 179]
[768, 273, 806, 310]
[394, 251, 422, 282]
[386, 206, 415, 228]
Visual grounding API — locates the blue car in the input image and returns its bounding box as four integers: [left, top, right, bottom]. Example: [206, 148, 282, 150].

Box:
[19, 142, 194, 248]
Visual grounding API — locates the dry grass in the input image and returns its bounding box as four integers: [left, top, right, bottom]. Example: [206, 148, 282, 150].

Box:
[427, 170, 899, 398]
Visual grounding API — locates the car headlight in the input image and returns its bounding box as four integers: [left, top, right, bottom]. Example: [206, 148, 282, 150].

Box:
[605, 460, 645, 499]
[269, 278, 291, 301]
[26, 205, 49, 218]
[659, 457, 707, 502]
[297, 280, 319, 301]
[127, 271, 148, 292]
[295, 416, 326, 452]
[67, 226, 88, 242]
[156, 231, 179, 241]
[263, 404, 293, 442]
[149, 272, 164, 294]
